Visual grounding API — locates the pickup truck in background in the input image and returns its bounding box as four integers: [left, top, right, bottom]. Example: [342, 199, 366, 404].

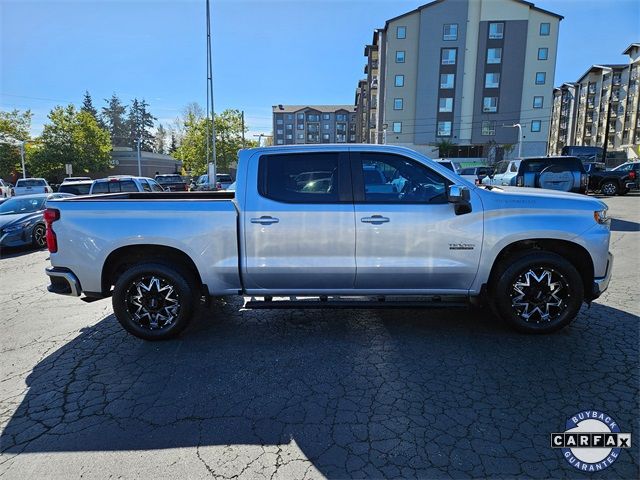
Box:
[585, 162, 636, 196]
[44, 145, 613, 340]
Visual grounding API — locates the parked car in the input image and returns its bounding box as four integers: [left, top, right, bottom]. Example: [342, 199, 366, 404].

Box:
[192, 173, 234, 191]
[155, 174, 188, 192]
[0, 193, 73, 248]
[0, 179, 12, 198]
[45, 145, 612, 340]
[484, 157, 587, 193]
[89, 176, 165, 195]
[62, 176, 91, 183]
[458, 166, 493, 184]
[216, 173, 234, 190]
[12, 178, 53, 196]
[435, 160, 460, 174]
[57, 180, 93, 196]
[584, 162, 635, 196]
[610, 162, 640, 190]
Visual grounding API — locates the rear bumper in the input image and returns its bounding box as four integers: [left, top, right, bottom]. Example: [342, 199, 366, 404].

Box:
[625, 181, 637, 190]
[591, 252, 613, 300]
[45, 267, 81, 297]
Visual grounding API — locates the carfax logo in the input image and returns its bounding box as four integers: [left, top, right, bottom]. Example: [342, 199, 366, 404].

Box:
[551, 410, 631, 472]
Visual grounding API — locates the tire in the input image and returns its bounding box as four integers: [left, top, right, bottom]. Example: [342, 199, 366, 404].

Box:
[112, 262, 198, 340]
[600, 180, 618, 196]
[31, 223, 47, 248]
[491, 251, 584, 334]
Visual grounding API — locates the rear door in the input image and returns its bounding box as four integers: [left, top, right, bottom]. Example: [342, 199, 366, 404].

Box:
[242, 151, 356, 291]
[352, 151, 483, 291]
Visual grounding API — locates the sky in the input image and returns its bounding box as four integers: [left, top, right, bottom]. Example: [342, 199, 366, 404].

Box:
[1, 0, 639, 138]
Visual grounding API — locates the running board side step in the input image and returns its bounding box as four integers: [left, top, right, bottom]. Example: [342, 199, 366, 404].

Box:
[244, 295, 469, 310]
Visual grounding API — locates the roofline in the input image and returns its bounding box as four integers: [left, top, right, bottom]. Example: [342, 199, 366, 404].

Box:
[576, 64, 622, 83]
[623, 43, 640, 55]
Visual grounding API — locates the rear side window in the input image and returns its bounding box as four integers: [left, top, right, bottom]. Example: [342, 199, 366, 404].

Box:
[141, 180, 152, 192]
[520, 157, 584, 174]
[119, 180, 138, 192]
[58, 183, 91, 195]
[92, 180, 138, 193]
[258, 153, 340, 203]
[91, 182, 109, 194]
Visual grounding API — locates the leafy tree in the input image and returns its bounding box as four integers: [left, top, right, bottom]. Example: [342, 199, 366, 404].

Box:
[0, 109, 32, 179]
[154, 123, 167, 154]
[127, 98, 156, 150]
[28, 105, 111, 181]
[101, 93, 128, 147]
[434, 139, 456, 158]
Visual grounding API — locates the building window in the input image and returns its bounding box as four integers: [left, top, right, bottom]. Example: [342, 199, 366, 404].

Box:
[439, 97, 453, 112]
[485, 72, 500, 88]
[307, 113, 320, 122]
[531, 120, 542, 132]
[538, 47, 548, 60]
[393, 98, 403, 110]
[286, 124, 292, 130]
[286, 114, 293, 120]
[395, 50, 405, 63]
[322, 113, 330, 120]
[535, 72, 546, 85]
[441, 48, 456, 65]
[297, 113, 304, 121]
[297, 124, 304, 130]
[395, 75, 405, 87]
[533, 96, 544, 108]
[336, 114, 347, 121]
[489, 22, 504, 39]
[322, 133, 330, 141]
[276, 119, 283, 125]
[483, 97, 498, 113]
[440, 73, 455, 89]
[392, 122, 402, 133]
[443, 23, 458, 41]
[481, 121, 495, 135]
[437, 121, 452, 136]
[297, 133, 304, 139]
[324, 124, 330, 130]
[286, 134, 293, 140]
[277, 139, 283, 145]
[487, 48, 502, 64]
[540, 23, 550, 36]
[276, 129, 283, 135]
[397, 26, 406, 39]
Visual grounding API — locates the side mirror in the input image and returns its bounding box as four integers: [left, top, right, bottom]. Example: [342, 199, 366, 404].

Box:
[448, 185, 472, 215]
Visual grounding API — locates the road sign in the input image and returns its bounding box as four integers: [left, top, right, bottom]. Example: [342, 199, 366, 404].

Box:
[65, 164, 73, 175]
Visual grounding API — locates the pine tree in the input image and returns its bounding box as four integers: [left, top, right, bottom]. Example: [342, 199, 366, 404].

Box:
[154, 123, 167, 154]
[127, 98, 156, 151]
[101, 94, 128, 147]
[81, 91, 104, 129]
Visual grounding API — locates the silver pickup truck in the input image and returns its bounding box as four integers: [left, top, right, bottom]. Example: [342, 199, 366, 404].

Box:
[44, 145, 613, 340]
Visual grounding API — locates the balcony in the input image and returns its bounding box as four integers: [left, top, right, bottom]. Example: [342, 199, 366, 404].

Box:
[588, 85, 597, 94]
[587, 102, 595, 109]
[586, 115, 594, 123]
[613, 76, 622, 86]
[584, 131, 592, 137]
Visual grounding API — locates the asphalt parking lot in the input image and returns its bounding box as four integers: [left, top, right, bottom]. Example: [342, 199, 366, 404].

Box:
[0, 194, 638, 479]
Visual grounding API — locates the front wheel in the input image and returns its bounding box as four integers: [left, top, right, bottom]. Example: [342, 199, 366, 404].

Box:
[112, 262, 197, 340]
[31, 223, 46, 248]
[492, 252, 584, 334]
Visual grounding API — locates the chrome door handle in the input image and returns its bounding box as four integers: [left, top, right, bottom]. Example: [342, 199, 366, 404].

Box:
[361, 215, 390, 224]
[251, 216, 279, 225]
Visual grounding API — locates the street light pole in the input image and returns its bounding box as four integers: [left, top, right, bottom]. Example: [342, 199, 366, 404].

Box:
[0, 135, 28, 178]
[19, 141, 26, 179]
[503, 123, 522, 158]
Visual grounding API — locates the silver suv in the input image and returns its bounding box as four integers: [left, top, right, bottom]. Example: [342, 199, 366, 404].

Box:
[89, 176, 165, 195]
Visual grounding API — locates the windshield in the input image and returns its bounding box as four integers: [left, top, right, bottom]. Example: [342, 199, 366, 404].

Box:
[0, 196, 45, 215]
[156, 175, 183, 184]
[58, 183, 92, 195]
[16, 179, 46, 187]
[217, 174, 232, 182]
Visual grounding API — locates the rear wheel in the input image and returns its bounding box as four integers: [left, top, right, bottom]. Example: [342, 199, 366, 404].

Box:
[112, 262, 198, 340]
[600, 180, 618, 196]
[31, 224, 46, 248]
[491, 252, 584, 334]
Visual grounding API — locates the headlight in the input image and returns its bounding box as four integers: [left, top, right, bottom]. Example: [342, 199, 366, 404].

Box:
[594, 209, 610, 225]
[2, 221, 31, 233]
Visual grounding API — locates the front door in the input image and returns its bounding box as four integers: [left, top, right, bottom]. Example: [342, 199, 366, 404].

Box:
[352, 152, 483, 291]
[242, 151, 356, 292]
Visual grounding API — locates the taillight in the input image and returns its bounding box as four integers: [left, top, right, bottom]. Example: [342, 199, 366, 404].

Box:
[44, 208, 60, 253]
[516, 175, 524, 187]
[629, 171, 636, 180]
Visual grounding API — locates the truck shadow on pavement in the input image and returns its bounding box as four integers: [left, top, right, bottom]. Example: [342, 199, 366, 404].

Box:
[1, 299, 638, 478]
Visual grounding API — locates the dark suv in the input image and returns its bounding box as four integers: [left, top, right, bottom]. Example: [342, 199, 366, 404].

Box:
[584, 162, 637, 196]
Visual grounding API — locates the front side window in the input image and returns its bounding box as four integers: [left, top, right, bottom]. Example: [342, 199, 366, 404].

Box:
[396, 50, 405, 63]
[540, 23, 550, 36]
[392, 122, 402, 133]
[483, 96, 498, 112]
[437, 121, 452, 136]
[531, 120, 542, 132]
[538, 47, 548, 60]
[358, 153, 449, 204]
[485, 72, 500, 88]
[439, 97, 453, 112]
[259, 153, 340, 203]
[397, 26, 406, 39]
[440, 73, 455, 89]
[536, 72, 546, 85]
[487, 48, 502, 64]
[482, 121, 495, 135]
[149, 180, 163, 192]
[443, 23, 458, 41]
[141, 180, 152, 192]
[441, 48, 456, 65]
[395, 75, 405, 87]
[393, 98, 403, 110]
[533, 96, 544, 108]
[489, 22, 504, 39]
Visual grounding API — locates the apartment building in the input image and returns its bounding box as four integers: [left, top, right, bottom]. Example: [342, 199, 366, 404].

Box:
[272, 105, 357, 145]
[355, 0, 562, 158]
[548, 44, 640, 158]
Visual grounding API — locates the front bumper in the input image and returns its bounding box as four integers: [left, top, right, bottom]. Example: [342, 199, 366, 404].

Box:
[45, 267, 82, 297]
[591, 252, 613, 300]
[0, 227, 33, 248]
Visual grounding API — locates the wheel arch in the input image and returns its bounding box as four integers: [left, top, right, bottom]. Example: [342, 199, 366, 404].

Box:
[487, 238, 595, 300]
[101, 244, 204, 296]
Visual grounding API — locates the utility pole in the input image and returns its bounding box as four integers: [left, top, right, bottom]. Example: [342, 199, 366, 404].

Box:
[19, 141, 26, 179]
[136, 137, 142, 176]
[205, 0, 217, 183]
[241, 110, 246, 148]
[253, 133, 263, 147]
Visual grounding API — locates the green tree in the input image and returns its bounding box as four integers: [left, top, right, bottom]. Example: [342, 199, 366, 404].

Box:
[127, 98, 156, 150]
[29, 105, 111, 181]
[80, 90, 103, 125]
[154, 123, 167, 154]
[0, 109, 32, 179]
[433, 139, 456, 158]
[101, 93, 128, 147]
